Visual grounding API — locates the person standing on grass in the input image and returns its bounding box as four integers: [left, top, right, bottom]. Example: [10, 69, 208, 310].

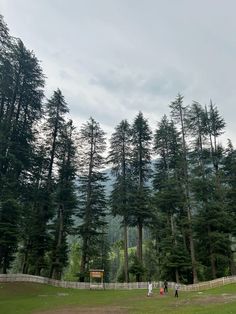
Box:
[174, 283, 179, 298]
[164, 280, 168, 294]
[147, 281, 153, 296]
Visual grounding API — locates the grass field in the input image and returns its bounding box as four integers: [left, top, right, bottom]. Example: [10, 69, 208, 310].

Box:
[1, 282, 236, 313]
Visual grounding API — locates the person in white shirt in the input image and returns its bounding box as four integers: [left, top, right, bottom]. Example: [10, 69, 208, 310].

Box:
[147, 281, 153, 296]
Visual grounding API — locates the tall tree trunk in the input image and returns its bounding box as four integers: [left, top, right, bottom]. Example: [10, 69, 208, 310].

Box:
[137, 133, 144, 266]
[124, 223, 129, 282]
[186, 202, 198, 283]
[170, 214, 180, 283]
[137, 220, 143, 264]
[3, 257, 7, 274]
[175, 269, 180, 283]
[230, 251, 236, 275]
[122, 138, 129, 283]
[80, 237, 88, 282]
[51, 205, 64, 279]
[208, 225, 216, 279]
[48, 127, 58, 182]
[22, 241, 30, 274]
[0, 95, 5, 120]
[80, 124, 94, 282]
[22, 261, 28, 274]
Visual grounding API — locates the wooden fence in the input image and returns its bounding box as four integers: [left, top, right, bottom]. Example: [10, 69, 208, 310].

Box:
[1, 274, 236, 291]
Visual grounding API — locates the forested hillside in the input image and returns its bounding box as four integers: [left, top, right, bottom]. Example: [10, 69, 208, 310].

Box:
[1, 15, 236, 284]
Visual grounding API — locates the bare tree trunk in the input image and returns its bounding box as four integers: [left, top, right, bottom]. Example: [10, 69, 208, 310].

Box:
[207, 225, 216, 279]
[22, 241, 30, 274]
[47, 107, 59, 182]
[124, 224, 129, 282]
[175, 269, 180, 283]
[0, 95, 5, 120]
[137, 221, 143, 264]
[185, 201, 198, 283]
[170, 214, 180, 284]
[137, 217, 143, 282]
[51, 205, 64, 279]
[80, 123, 94, 282]
[3, 258, 7, 274]
[230, 251, 236, 275]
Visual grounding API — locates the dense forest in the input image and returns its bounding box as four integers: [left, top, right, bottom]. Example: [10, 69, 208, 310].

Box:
[1, 15, 236, 284]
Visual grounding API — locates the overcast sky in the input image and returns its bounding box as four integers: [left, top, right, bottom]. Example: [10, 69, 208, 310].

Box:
[1, 0, 236, 144]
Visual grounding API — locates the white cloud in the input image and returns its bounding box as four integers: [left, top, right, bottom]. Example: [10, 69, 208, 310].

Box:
[1, 0, 236, 144]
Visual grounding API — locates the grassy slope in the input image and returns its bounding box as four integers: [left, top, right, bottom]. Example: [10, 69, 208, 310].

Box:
[0, 282, 236, 313]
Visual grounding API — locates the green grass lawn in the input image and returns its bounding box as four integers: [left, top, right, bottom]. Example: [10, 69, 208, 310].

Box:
[1, 282, 236, 313]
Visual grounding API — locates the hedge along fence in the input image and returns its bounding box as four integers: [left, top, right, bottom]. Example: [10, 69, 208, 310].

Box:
[1, 274, 236, 291]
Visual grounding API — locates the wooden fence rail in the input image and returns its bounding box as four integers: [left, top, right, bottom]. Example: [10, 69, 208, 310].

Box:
[1, 274, 236, 291]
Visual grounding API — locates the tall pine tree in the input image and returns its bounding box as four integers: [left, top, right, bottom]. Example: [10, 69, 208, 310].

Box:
[153, 115, 190, 283]
[131, 112, 152, 278]
[0, 16, 45, 273]
[108, 119, 133, 282]
[49, 120, 78, 279]
[170, 94, 198, 283]
[77, 118, 107, 282]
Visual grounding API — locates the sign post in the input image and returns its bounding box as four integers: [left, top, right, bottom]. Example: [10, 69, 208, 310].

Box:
[89, 269, 105, 289]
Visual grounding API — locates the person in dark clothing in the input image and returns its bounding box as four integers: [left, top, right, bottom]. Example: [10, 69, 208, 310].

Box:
[164, 280, 168, 294]
[174, 283, 179, 298]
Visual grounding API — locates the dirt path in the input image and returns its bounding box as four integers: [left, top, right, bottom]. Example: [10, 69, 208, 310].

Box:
[35, 306, 128, 314]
